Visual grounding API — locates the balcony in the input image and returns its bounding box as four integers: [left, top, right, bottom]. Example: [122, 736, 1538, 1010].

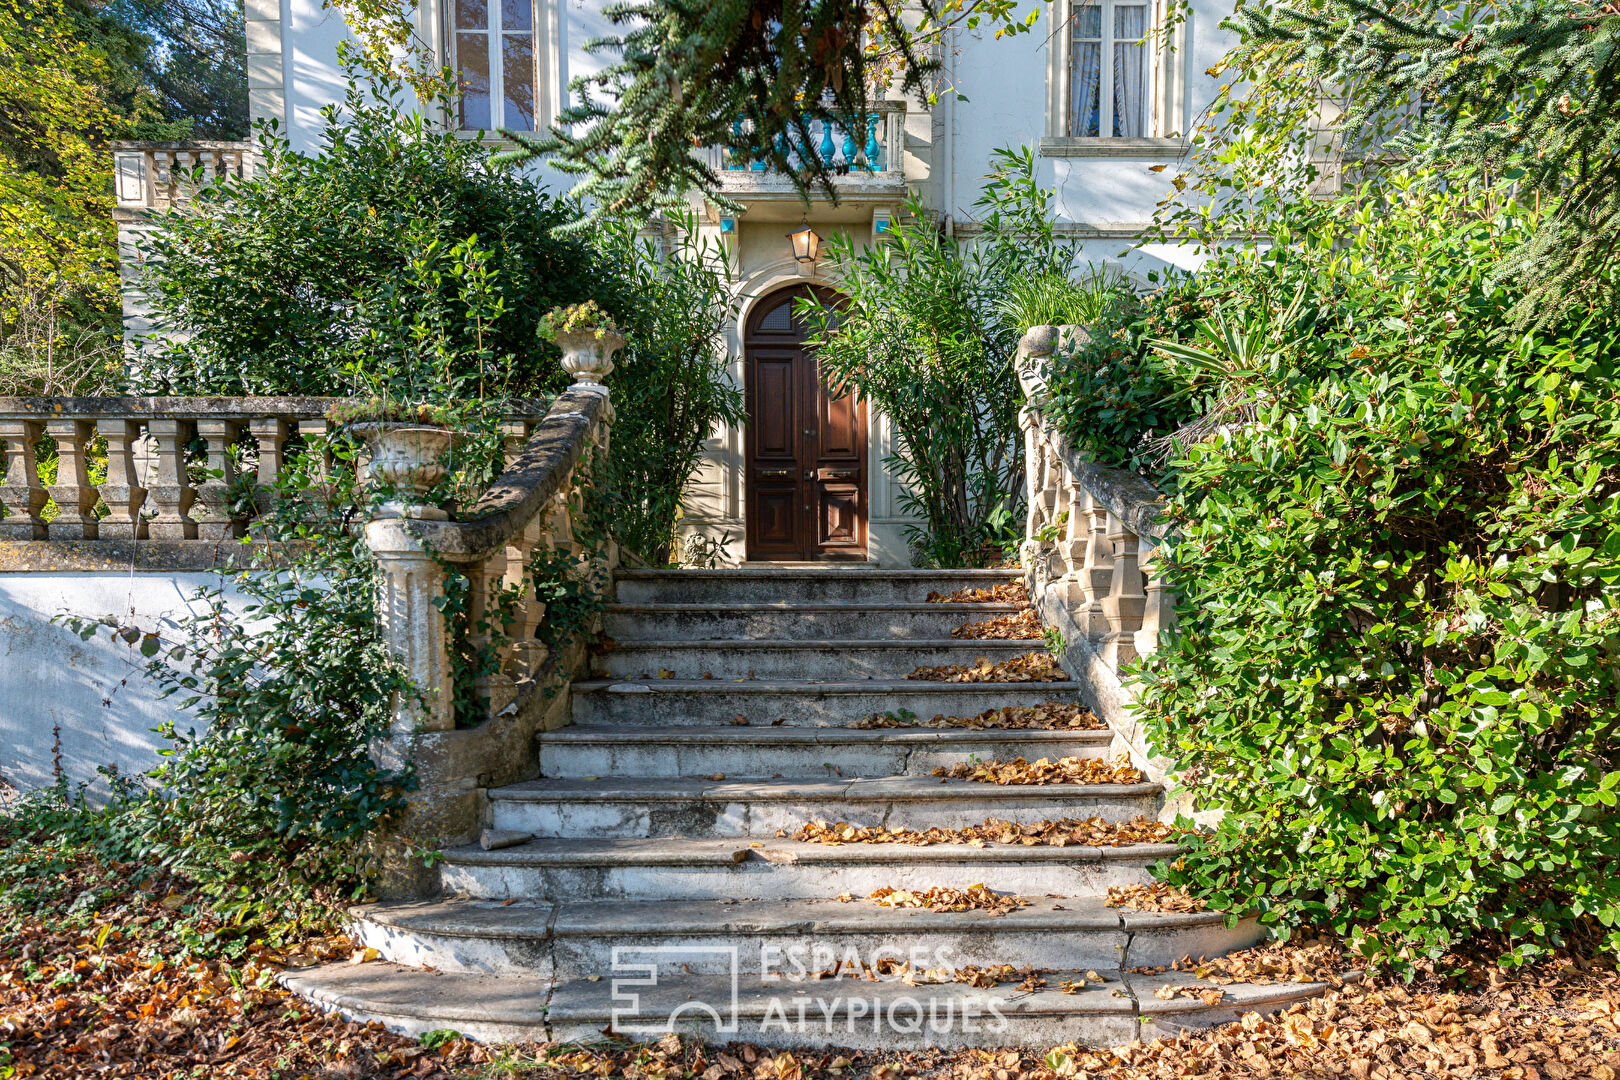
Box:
[703, 105, 908, 215]
[112, 141, 254, 215]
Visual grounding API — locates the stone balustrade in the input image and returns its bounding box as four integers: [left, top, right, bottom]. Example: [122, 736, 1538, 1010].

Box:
[0, 397, 549, 552]
[113, 141, 254, 211]
[1015, 324, 1177, 789]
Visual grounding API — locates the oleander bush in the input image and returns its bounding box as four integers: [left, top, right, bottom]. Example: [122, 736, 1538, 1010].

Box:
[1113, 172, 1620, 966]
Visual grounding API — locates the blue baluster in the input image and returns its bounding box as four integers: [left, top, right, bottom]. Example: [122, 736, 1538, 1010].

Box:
[728, 119, 744, 170]
[750, 119, 767, 170]
[840, 123, 859, 174]
[864, 114, 882, 172]
[818, 117, 836, 169]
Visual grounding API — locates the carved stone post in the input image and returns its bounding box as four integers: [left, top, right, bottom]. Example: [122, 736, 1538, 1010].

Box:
[1099, 514, 1147, 667]
[0, 419, 46, 540]
[1136, 541, 1177, 658]
[1056, 476, 1088, 607]
[466, 552, 517, 716]
[97, 419, 148, 540]
[506, 518, 548, 681]
[365, 519, 454, 734]
[44, 419, 99, 540]
[192, 418, 242, 540]
[250, 417, 290, 508]
[1077, 491, 1114, 637]
[144, 419, 197, 540]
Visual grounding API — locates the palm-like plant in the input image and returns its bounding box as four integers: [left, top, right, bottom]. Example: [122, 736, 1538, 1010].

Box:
[1144, 283, 1311, 459]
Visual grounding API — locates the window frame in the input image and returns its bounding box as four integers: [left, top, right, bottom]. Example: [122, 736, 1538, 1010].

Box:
[443, 0, 550, 135]
[1044, 0, 1183, 148]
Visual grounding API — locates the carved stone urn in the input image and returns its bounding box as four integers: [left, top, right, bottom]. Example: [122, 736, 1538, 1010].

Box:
[553, 329, 627, 387]
[350, 423, 457, 521]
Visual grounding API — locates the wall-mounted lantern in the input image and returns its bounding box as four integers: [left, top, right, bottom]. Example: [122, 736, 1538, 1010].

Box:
[786, 219, 822, 265]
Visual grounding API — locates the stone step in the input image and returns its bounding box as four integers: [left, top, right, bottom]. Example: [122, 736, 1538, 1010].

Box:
[486, 776, 1162, 839]
[350, 896, 1263, 979]
[605, 603, 1024, 642]
[282, 961, 1332, 1048]
[595, 639, 1043, 681]
[538, 726, 1116, 779]
[571, 680, 1089, 727]
[613, 568, 1021, 605]
[437, 836, 1180, 901]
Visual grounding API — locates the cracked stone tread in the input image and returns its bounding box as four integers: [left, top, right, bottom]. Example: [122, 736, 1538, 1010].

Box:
[439, 836, 1185, 866]
[281, 960, 1339, 1034]
[357, 896, 1249, 939]
[539, 726, 1113, 745]
[486, 776, 1162, 802]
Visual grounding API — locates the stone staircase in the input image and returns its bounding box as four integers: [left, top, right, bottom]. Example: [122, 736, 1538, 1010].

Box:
[283, 568, 1325, 1048]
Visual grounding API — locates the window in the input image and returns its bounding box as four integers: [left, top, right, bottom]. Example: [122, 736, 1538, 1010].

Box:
[1069, 0, 1151, 137]
[454, 0, 537, 132]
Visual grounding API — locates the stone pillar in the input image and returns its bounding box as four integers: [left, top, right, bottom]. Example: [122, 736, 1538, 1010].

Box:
[97, 419, 149, 540]
[0, 419, 46, 540]
[192, 418, 242, 540]
[44, 419, 99, 540]
[364, 519, 454, 734]
[1099, 514, 1147, 667]
[144, 419, 197, 540]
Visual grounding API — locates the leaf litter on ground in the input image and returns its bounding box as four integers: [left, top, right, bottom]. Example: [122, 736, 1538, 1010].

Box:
[849, 702, 1104, 730]
[908, 653, 1068, 683]
[933, 755, 1143, 786]
[788, 816, 1179, 848]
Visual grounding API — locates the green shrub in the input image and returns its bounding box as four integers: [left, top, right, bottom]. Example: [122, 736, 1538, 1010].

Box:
[1128, 174, 1620, 966]
[135, 64, 616, 398]
[59, 439, 420, 921]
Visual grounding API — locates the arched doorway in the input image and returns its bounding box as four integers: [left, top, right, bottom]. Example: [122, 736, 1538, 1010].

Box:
[743, 283, 868, 561]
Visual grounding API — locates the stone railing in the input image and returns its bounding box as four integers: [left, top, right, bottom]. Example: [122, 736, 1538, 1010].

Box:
[1015, 325, 1178, 792]
[0, 397, 548, 555]
[0, 359, 617, 896]
[113, 141, 254, 211]
[361, 362, 618, 896]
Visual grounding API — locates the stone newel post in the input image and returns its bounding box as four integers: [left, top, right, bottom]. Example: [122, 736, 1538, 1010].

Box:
[363, 331, 622, 741]
[365, 518, 455, 733]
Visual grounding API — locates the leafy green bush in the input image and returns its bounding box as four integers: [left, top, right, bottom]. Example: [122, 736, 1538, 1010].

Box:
[135, 65, 615, 398]
[593, 216, 742, 564]
[57, 439, 419, 921]
[1042, 279, 1199, 475]
[1126, 173, 1620, 966]
[998, 267, 1130, 333]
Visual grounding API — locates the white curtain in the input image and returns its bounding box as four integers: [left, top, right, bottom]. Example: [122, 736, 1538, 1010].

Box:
[1112, 4, 1148, 137]
[1070, 5, 1102, 137]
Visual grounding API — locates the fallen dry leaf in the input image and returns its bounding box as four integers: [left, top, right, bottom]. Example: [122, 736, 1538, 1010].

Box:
[908, 652, 1068, 683]
[926, 581, 1030, 606]
[952, 609, 1044, 640]
[1106, 882, 1207, 913]
[850, 702, 1105, 731]
[932, 754, 1142, 786]
[790, 816, 1180, 848]
[867, 884, 1034, 915]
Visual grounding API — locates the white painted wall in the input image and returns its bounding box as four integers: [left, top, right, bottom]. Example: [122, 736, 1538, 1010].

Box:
[0, 574, 245, 797]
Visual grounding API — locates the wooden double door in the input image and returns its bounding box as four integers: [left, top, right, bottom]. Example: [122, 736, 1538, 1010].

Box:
[744, 284, 868, 561]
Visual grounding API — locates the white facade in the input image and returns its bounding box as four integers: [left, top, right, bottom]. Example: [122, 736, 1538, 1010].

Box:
[228, 0, 1241, 565]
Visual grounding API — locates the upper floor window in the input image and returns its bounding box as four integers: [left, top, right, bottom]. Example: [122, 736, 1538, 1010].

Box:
[1069, 0, 1151, 138]
[454, 0, 537, 131]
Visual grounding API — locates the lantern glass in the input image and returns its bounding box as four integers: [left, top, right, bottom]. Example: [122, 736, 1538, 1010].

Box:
[787, 221, 821, 264]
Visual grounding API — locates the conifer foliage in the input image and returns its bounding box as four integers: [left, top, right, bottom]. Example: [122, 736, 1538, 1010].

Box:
[1233, 0, 1620, 328]
[495, 0, 933, 225]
